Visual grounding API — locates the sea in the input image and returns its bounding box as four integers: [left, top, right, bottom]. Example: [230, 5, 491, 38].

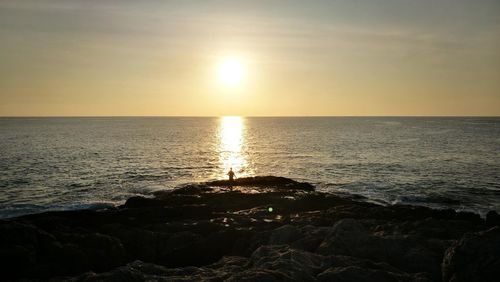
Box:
[1, 117, 499, 219]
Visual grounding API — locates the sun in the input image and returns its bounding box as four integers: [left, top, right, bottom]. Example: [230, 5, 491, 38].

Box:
[217, 57, 246, 87]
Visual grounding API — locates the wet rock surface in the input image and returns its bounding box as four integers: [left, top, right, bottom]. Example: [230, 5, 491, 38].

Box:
[0, 176, 498, 281]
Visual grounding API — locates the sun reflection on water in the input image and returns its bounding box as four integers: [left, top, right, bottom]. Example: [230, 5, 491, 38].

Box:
[219, 116, 249, 178]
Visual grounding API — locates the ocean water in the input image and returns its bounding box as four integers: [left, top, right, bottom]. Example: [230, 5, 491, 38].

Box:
[0, 117, 499, 218]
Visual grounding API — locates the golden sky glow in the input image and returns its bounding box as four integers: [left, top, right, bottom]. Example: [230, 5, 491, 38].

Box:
[0, 0, 499, 116]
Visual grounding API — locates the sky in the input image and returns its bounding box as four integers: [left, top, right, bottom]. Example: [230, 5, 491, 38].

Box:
[1, 0, 499, 116]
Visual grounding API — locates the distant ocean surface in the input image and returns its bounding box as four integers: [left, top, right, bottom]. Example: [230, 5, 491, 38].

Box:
[1, 117, 499, 218]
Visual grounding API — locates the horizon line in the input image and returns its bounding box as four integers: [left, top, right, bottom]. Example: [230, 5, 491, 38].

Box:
[1, 115, 499, 118]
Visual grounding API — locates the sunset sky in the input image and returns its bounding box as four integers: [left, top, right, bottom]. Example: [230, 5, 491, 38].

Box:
[1, 0, 499, 116]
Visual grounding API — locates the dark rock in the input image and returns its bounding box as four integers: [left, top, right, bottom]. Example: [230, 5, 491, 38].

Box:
[206, 176, 315, 191]
[268, 225, 302, 245]
[486, 211, 500, 226]
[455, 211, 482, 223]
[328, 254, 402, 273]
[316, 218, 370, 256]
[207, 255, 249, 272]
[317, 219, 443, 280]
[442, 226, 500, 282]
[249, 245, 332, 281]
[1, 176, 495, 281]
[169, 184, 214, 195]
[290, 225, 329, 252]
[226, 269, 290, 282]
[65, 257, 249, 282]
[123, 196, 166, 208]
[64, 260, 174, 282]
[317, 266, 430, 282]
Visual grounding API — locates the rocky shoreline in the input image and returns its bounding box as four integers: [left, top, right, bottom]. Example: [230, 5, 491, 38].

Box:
[1, 176, 499, 281]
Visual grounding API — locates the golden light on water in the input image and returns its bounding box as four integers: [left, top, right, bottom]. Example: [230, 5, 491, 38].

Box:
[219, 116, 248, 178]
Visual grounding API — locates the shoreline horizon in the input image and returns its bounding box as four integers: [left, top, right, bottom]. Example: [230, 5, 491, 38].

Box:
[1, 175, 497, 221]
[1, 115, 500, 118]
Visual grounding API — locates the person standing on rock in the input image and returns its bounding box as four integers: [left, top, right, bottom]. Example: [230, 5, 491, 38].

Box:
[227, 168, 236, 190]
[227, 167, 236, 181]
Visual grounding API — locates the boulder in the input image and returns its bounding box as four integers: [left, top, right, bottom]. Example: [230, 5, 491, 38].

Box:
[316, 219, 442, 279]
[268, 225, 302, 245]
[442, 226, 500, 282]
[250, 245, 331, 281]
[486, 211, 500, 226]
[316, 218, 372, 256]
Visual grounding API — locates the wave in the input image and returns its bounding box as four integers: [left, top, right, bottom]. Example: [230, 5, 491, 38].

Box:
[0, 201, 118, 219]
[125, 174, 173, 181]
[393, 195, 461, 205]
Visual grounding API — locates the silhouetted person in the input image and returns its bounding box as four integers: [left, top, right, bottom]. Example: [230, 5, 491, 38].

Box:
[227, 167, 236, 181]
[227, 168, 236, 190]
